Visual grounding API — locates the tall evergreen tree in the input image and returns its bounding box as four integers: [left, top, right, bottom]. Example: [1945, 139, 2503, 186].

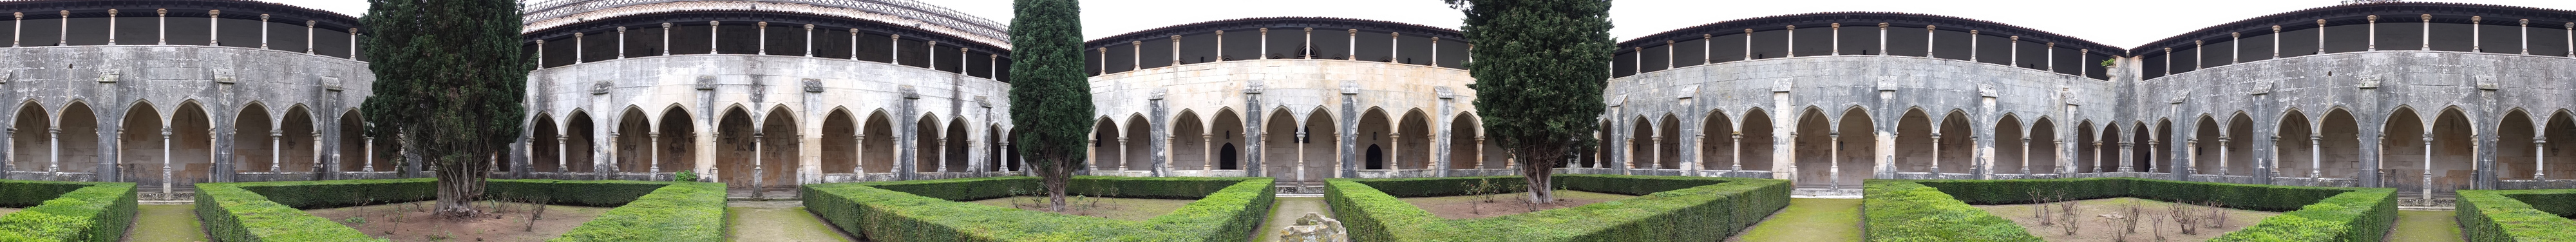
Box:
[1448, 0, 1614, 203]
[1007, 0, 1091, 212]
[359, 0, 529, 217]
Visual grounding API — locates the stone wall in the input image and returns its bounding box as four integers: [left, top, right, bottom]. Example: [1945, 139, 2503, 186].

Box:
[0, 45, 374, 187]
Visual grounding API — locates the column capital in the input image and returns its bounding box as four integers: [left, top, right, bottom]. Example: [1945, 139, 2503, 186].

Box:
[2368, 15, 2379, 22]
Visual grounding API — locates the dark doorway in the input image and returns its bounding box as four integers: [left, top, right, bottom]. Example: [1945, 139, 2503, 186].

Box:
[1220, 143, 1239, 170]
[1366, 145, 1385, 169]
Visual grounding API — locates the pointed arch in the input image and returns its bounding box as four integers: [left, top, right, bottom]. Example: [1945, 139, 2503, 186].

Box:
[2029, 116, 2058, 175]
[2279, 109, 2315, 179]
[232, 102, 272, 172]
[917, 112, 947, 174]
[1358, 108, 1392, 170]
[1092, 116, 1122, 172]
[821, 107, 858, 175]
[2543, 110, 2576, 180]
[654, 105, 697, 175]
[1700, 108, 1735, 170]
[759, 105, 799, 187]
[558, 108, 595, 173]
[1398, 108, 1433, 170]
[1738, 107, 1775, 172]
[1629, 115, 1654, 170]
[531, 113, 560, 172]
[119, 101, 165, 181]
[1994, 113, 2026, 174]
[1172, 109, 1206, 171]
[1121, 114, 1151, 172]
[2500, 108, 2536, 180]
[715, 106, 756, 186]
[2222, 112, 2253, 177]
[1832, 106, 1874, 187]
[1656, 114, 1681, 170]
[2192, 114, 2221, 176]
[2096, 119, 2121, 173]
[278, 105, 318, 172]
[2316, 108, 2359, 179]
[1210, 108, 1244, 170]
[1937, 110, 1973, 174]
[2076, 119, 2098, 173]
[1302, 106, 1339, 180]
[860, 109, 897, 174]
[1793, 107, 1834, 187]
[944, 116, 971, 174]
[1262, 106, 1302, 179]
[164, 101, 214, 183]
[1896, 108, 1934, 173]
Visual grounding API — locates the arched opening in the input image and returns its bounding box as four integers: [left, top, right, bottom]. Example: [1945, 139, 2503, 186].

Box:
[1701, 109, 1734, 170]
[2194, 116, 2221, 175]
[1630, 117, 1654, 170]
[279, 106, 316, 173]
[915, 114, 943, 173]
[2280, 110, 2315, 178]
[120, 102, 163, 183]
[1122, 115, 1151, 172]
[2321, 110, 2360, 179]
[2501, 110, 2534, 180]
[562, 111, 596, 172]
[2029, 117, 2058, 175]
[1739, 109, 1775, 172]
[2548, 112, 2576, 180]
[532, 115, 559, 172]
[56, 102, 97, 175]
[716, 107, 755, 185]
[1398, 109, 1432, 170]
[234, 103, 272, 173]
[862, 111, 896, 174]
[1793, 108, 1832, 187]
[2098, 122, 2123, 173]
[1262, 110, 1298, 179]
[1450, 114, 1481, 170]
[10, 102, 46, 172]
[173, 103, 214, 184]
[1358, 109, 1390, 170]
[615, 108, 650, 173]
[1994, 114, 2025, 174]
[2133, 122, 2154, 173]
[1895, 108, 1933, 173]
[1366, 145, 1384, 170]
[2428, 108, 2476, 192]
[1938, 111, 1973, 174]
[820, 109, 857, 174]
[1173, 110, 1205, 171]
[1303, 110, 1338, 179]
[944, 117, 969, 173]
[1212, 109, 1244, 170]
[655, 106, 696, 175]
[2226, 114, 2254, 177]
[1833, 108, 1874, 187]
[1220, 144, 1238, 170]
[1092, 117, 1120, 171]
[2076, 121, 2096, 173]
[2155, 120, 2174, 174]
[1658, 114, 1681, 170]
[987, 125, 1004, 172]
[761, 106, 799, 186]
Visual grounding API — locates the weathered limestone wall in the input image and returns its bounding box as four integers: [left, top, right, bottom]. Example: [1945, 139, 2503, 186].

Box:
[0, 45, 374, 185]
[1085, 59, 1482, 181]
[2137, 51, 2576, 190]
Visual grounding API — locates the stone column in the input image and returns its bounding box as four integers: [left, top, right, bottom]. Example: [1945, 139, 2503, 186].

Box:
[1649, 136, 1662, 170]
[848, 29, 860, 60]
[268, 131, 281, 173]
[2423, 134, 2434, 198]
[2218, 136, 2231, 176]
[364, 136, 375, 172]
[1202, 134, 1214, 171]
[855, 134, 867, 174]
[752, 134, 763, 190]
[1931, 133, 1942, 173]
[2537, 137, 2549, 179]
[1258, 28, 1268, 59]
[1968, 30, 1979, 62]
[1830, 133, 1842, 188]
[161, 128, 172, 195]
[2185, 138, 2199, 175]
[1924, 26, 1935, 57]
[557, 137, 568, 173]
[106, 10, 117, 45]
[618, 26, 627, 58]
[649, 132, 661, 175]
[2519, 19, 2530, 54]
[14, 12, 23, 47]
[305, 21, 315, 53]
[257, 14, 267, 48]
[662, 23, 672, 55]
[1877, 23, 1889, 55]
[1117, 137, 1129, 171]
[2146, 138, 2157, 173]
[2007, 35, 2018, 66]
[2096, 141, 2108, 173]
[2272, 26, 2283, 59]
[756, 22, 769, 55]
[709, 21, 721, 54]
[1303, 28, 1314, 59]
[2120, 141, 2135, 172]
[2230, 32, 2240, 64]
[312, 132, 323, 173]
[2318, 19, 2329, 55]
[1295, 132, 1308, 181]
[2368, 15, 2380, 51]
[1830, 23, 1841, 55]
[1730, 134, 1743, 172]
[934, 138, 947, 172]
[803, 25, 814, 57]
[1394, 133, 1407, 170]
[1786, 25, 1797, 57]
[2018, 138, 2031, 174]
[1747, 28, 1756, 60]
[2195, 41, 2204, 69]
[1474, 137, 1488, 169]
[1343, 29, 1356, 59]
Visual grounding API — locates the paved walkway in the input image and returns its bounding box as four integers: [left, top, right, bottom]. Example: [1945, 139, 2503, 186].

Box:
[728, 207, 855, 242]
[1252, 197, 1329, 241]
[122, 205, 207, 242]
[1727, 198, 1861, 242]
[2390, 210, 2466, 242]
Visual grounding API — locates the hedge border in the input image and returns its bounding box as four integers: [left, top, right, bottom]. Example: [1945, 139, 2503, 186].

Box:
[802, 176, 1276, 241]
[193, 179, 723, 242]
[0, 180, 138, 242]
[1325, 174, 1790, 241]
[1862, 178, 2396, 242]
[2457, 189, 2576, 242]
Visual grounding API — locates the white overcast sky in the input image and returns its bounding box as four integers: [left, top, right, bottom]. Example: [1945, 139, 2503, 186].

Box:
[269, 0, 2576, 49]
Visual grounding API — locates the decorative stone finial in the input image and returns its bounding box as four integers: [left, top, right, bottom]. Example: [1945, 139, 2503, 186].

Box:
[157, 8, 165, 15]
[109, 9, 117, 15]
[1879, 23, 1889, 28]
[2367, 15, 2378, 22]
[2272, 25, 2282, 32]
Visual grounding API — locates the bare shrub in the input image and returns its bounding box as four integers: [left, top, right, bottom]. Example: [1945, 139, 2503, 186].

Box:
[2031, 189, 2053, 225]
[2204, 201, 2230, 229]
[2166, 201, 2200, 235]
[2055, 192, 2079, 236]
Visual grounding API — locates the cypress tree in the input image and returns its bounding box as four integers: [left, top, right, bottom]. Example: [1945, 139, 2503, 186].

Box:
[1449, 0, 1615, 203]
[359, 0, 529, 217]
[1007, 0, 1092, 212]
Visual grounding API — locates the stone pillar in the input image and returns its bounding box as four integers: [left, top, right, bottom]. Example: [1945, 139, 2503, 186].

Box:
[107, 9, 117, 45]
[1968, 30, 1979, 62]
[1202, 134, 1215, 171]
[2096, 141, 2108, 173]
[1730, 134, 1744, 172]
[855, 134, 866, 174]
[305, 21, 315, 53]
[1302, 28, 1314, 59]
[662, 23, 672, 55]
[1830, 23, 1841, 55]
[2146, 138, 2157, 173]
[709, 21, 721, 54]
[2318, 19, 2330, 55]
[2018, 138, 2031, 174]
[2218, 136, 2231, 176]
[1924, 26, 1935, 57]
[2312, 135, 2324, 178]
[257, 14, 267, 48]
[2120, 141, 2135, 172]
[752, 134, 763, 190]
[1117, 138, 1129, 171]
[2423, 134, 2434, 198]
[1747, 28, 1756, 60]
[1347, 29, 1356, 60]
[1170, 35, 1182, 65]
[2185, 139, 2199, 175]
[557, 137, 568, 173]
[2272, 26, 2283, 59]
[364, 136, 375, 172]
[2195, 40, 2204, 69]
[1649, 136, 1663, 170]
[1931, 133, 1943, 173]
[935, 138, 948, 172]
[803, 25, 814, 57]
[268, 131, 281, 173]
[1786, 25, 1797, 57]
[2163, 48, 2172, 76]
[1295, 132, 1308, 181]
[2519, 19, 2530, 54]
[2368, 15, 2380, 51]
[2008, 35, 2018, 66]
[618, 26, 627, 58]
[1258, 28, 1268, 59]
[312, 132, 323, 173]
[2421, 15, 2433, 51]
[2230, 32, 2240, 64]
[1829, 133, 1841, 188]
[14, 12, 23, 47]
[848, 29, 860, 60]
[1877, 23, 1889, 56]
[161, 128, 173, 194]
[649, 132, 661, 175]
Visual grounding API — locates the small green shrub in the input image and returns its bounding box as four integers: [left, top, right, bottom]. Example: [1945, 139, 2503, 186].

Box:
[549, 182, 727, 242]
[1327, 174, 1788, 241]
[2456, 189, 2576, 242]
[0, 181, 137, 242]
[1864, 178, 2396, 242]
[802, 176, 1274, 241]
[1861, 180, 2043, 242]
[673, 171, 698, 182]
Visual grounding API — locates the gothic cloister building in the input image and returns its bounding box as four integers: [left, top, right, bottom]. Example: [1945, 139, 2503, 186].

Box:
[5, 0, 2574, 196]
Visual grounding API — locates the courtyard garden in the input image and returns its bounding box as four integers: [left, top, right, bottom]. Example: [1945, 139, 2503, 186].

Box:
[1864, 177, 2398, 241]
[1325, 174, 1792, 241]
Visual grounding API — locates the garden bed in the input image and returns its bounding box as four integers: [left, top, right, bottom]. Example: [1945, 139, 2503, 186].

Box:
[802, 176, 1275, 241]
[193, 178, 724, 241]
[1327, 174, 1790, 241]
[305, 201, 612, 241]
[1397, 190, 1636, 219]
[1972, 197, 2279, 242]
[1862, 178, 2396, 242]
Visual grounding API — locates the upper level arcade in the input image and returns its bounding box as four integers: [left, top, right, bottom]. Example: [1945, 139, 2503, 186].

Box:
[520, 0, 1013, 81]
[0, 0, 364, 59]
[1083, 17, 1472, 76]
[2131, 2, 2576, 80]
[1613, 12, 2119, 81]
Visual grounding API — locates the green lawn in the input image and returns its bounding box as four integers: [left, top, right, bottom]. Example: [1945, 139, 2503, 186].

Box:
[731, 207, 854, 242]
[2391, 210, 2465, 242]
[123, 205, 207, 242]
[1728, 198, 1860, 242]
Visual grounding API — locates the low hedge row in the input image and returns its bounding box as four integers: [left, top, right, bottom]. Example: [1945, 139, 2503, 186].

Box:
[2456, 189, 2576, 241]
[0, 180, 138, 242]
[1864, 178, 2396, 242]
[549, 181, 727, 242]
[802, 176, 1274, 241]
[1326, 174, 1790, 241]
[194, 178, 724, 241]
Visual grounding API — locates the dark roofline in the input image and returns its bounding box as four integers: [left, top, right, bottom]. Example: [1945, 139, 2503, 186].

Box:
[1084, 17, 1466, 50]
[1618, 12, 2122, 55]
[0, 0, 361, 30]
[519, 10, 1010, 55]
[2126, 2, 2576, 55]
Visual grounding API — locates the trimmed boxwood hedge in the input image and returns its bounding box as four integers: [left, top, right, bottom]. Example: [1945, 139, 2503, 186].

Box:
[1325, 174, 1790, 241]
[2456, 189, 2576, 241]
[194, 178, 724, 241]
[1864, 178, 2396, 242]
[0, 180, 138, 242]
[802, 176, 1275, 241]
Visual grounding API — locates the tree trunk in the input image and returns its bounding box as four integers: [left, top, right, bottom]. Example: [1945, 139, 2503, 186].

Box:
[1043, 152, 1073, 212]
[433, 151, 490, 219]
[1515, 143, 1565, 203]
